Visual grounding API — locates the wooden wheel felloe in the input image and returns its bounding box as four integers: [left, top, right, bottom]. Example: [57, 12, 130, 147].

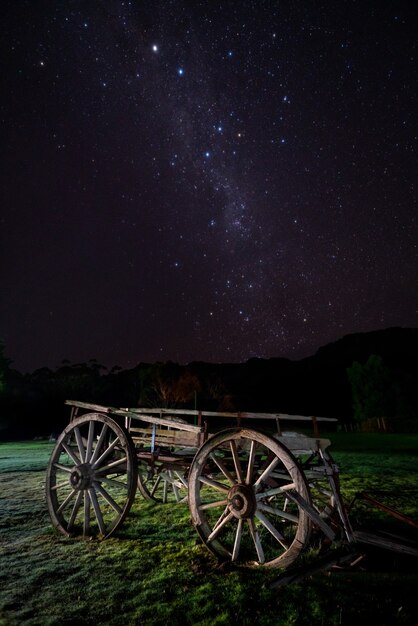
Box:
[46, 413, 138, 539]
[188, 428, 312, 568]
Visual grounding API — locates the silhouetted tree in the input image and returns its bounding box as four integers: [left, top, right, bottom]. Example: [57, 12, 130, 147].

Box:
[138, 362, 201, 408]
[347, 354, 394, 423]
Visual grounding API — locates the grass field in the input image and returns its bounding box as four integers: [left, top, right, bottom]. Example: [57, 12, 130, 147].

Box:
[0, 434, 417, 625]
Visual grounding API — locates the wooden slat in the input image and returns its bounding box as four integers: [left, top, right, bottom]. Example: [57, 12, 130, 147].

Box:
[130, 426, 200, 447]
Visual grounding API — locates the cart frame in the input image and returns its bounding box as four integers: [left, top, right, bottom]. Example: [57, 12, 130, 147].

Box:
[45, 400, 361, 568]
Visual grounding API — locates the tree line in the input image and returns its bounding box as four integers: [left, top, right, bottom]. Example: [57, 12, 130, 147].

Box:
[1, 331, 417, 439]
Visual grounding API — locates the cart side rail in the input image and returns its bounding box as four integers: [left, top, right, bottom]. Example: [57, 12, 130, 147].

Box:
[64, 400, 337, 438]
[65, 400, 203, 433]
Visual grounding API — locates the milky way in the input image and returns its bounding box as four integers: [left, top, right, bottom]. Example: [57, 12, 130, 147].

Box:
[1, 1, 417, 371]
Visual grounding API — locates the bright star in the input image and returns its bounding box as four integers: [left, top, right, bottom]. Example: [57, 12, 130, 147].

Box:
[178, 68, 184, 76]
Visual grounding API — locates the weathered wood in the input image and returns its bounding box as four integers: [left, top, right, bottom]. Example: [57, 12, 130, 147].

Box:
[65, 400, 113, 413]
[130, 426, 201, 448]
[126, 406, 338, 422]
[278, 433, 331, 453]
[65, 402, 337, 424]
[353, 530, 418, 557]
[355, 492, 418, 530]
[117, 410, 204, 433]
[46, 413, 138, 539]
[284, 490, 336, 541]
[188, 428, 312, 568]
[270, 548, 360, 589]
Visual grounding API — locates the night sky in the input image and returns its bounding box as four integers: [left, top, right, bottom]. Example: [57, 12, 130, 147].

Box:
[1, 1, 417, 373]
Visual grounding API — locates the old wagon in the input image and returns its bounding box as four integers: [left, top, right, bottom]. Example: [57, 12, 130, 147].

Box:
[46, 401, 358, 569]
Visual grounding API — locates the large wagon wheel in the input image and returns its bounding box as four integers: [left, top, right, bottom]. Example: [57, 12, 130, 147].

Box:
[188, 428, 311, 568]
[46, 413, 138, 538]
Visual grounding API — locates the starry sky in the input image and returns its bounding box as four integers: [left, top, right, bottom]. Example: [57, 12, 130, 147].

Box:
[1, 1, 417, 373]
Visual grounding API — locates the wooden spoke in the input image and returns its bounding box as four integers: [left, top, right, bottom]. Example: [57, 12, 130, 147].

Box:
[175, 471, 188, 489]
[257, 502, 299, 524]
[94, 482, 123, 515]
[56, 489, 77, 514]
[91, 436, 120, 470]
[94, 456, 127, 474]
[245, 440, 256, 485]
[255, 511, 289, 549]
[53, 463, 73, 473]
[171, 472, 180, 502]
[254, 456, 280, 489]
[150, 475, 162, 498]
[89, 487, 106, 535]
[162, 477, 168, 503]
[67, 491, 83, 531]
[232, 518, 244, 562]
[255, 483, 296, 499]
[85, 420, 95, 463]
[209, 453, 236, 485]
[74, 426, 86, 463]
[207, 510, 235, 543]
[46, 413, 138, 539]
[188, 428, 311, 568]
[61, 442, 80, 465]
[83, 490, 91, 536]
[50, 479, 71, 491]
[96, 476, 129, 490]
[89, 424, 109, 465]
[248, 518, 265, 564]
[230, 440, 244, 483]
[199, 499, 228, 511]
[198, 475, 230, 493]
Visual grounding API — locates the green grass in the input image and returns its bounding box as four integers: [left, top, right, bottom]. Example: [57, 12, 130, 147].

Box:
[0, 435, 418, 625]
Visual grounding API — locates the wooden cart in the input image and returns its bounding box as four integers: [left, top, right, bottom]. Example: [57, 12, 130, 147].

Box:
[46, 401, 354, 569]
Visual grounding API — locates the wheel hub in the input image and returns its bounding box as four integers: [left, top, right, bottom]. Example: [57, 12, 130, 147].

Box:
[227, 483, 256, 519]
[70, 463, 93, 490]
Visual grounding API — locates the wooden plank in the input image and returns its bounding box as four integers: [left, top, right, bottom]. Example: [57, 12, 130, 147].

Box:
[126, 407, 338, 422]
[114, 410, 203, 433]
[65, 400, 112, 412]
[353, 530, 418, 557]
[278, 434, 331, 453]
[65, 400, 338, 428]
